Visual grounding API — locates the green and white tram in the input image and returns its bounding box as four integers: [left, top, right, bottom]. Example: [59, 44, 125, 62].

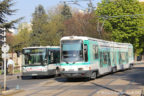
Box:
[21, 46, 60, 78]
[60, 36, 134, 79]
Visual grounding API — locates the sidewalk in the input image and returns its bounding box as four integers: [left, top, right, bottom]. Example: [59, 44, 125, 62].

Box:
[0, 74, 20, 82]
[134, 61, 144, 64]
[0, 73, 21, 96]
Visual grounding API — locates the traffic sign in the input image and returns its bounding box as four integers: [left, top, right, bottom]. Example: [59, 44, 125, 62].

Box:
[2, 53, 9, 58]
[1, 43, 9, 53]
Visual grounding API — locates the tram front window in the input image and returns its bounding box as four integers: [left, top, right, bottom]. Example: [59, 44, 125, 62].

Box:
[61, 40, 83, 63]
[23, 48, 47, 66]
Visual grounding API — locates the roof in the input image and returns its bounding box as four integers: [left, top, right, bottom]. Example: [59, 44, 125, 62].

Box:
[61, 36, 132, 48]
[23, 46, 59, 49]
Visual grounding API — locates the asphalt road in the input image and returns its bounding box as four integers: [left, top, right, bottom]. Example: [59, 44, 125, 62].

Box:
[0, 75, 56, 90]
[1, 64, 144, 96]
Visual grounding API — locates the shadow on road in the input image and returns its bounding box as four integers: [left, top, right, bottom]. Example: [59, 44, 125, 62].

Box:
[20, 75, 55, 80]
[55, 77, 90, 82]
[91, 82, 130, 96]
[123, 66, 144, 86]
[54, 69, 131, 83]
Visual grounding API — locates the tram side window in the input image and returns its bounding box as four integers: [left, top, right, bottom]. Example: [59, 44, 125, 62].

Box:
[100, 52, 103, 67]
[108, 52, 111, 66]
[93, 45, 98, 60]
[84, 44, 88, 62]
[119, 52, 122, 64]
[102, 52, 111, 66]
[48, 50, 60, 64]
[126, 52, 128, 63]
[128, 48, 132, 57]
[111, 52, 114, 64]
[112, 52, 116, 65]
[119, 52, 127, 64]
[114, 52, 117, 64]
[103, 52, 108, 65]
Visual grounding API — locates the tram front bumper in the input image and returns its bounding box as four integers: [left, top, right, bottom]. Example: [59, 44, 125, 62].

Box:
[61, 70, 92, 78]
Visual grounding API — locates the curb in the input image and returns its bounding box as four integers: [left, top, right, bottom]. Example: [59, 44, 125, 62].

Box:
[134, 62, 144, 65]
[1, 89, 24, 96]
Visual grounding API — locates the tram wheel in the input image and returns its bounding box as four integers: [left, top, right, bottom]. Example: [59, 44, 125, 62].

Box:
[112, 67, 117, 73]
[129, 64, 133, 70]
[90, 72, 97, 80]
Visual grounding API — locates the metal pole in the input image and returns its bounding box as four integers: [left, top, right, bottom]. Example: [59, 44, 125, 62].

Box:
[3, 29, 7, 91]
[3, 44, 7, 91]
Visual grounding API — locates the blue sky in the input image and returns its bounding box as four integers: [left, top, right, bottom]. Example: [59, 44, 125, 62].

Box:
[7, 0, 101, 24]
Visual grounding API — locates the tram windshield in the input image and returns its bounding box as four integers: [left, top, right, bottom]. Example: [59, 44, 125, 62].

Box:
[61, 40, 83, 63]
[23, 48, 47, 66]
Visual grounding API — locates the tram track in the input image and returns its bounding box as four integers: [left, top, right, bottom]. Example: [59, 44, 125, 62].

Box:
[25, 77, 87, 96]
[6, 66, 143, 96]
[52, 79, 88, 96]
[88, 68, 140, 96]
[25, 68, 140, 96]
[120, 80, 134, 96]
[88, 77, 120, 96]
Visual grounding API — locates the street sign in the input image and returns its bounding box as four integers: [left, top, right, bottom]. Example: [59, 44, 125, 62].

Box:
[2, 53, 9, 58]
[1, 43, 9, 53]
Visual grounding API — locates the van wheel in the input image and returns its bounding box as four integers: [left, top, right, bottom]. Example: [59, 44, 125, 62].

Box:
[90, 72, 96, 80]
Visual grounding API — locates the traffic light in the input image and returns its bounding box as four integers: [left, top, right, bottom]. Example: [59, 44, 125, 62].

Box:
[0, 28, 6, 46]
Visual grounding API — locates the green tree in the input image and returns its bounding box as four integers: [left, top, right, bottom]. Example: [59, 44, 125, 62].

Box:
[96, 0, 144, 56]
[40, 15, 64, 46]
[61, 2, 72, 20]
[0, 0, 22, 63]
[30, 5, 65, 46]
[40, 5, 65, 46]
[30, 4, 48, 46]
[12, 23, 31, 52]
[0, 0, 22, 28]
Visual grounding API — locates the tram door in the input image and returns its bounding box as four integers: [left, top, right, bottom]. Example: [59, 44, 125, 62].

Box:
[100, 49, 111, 68]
